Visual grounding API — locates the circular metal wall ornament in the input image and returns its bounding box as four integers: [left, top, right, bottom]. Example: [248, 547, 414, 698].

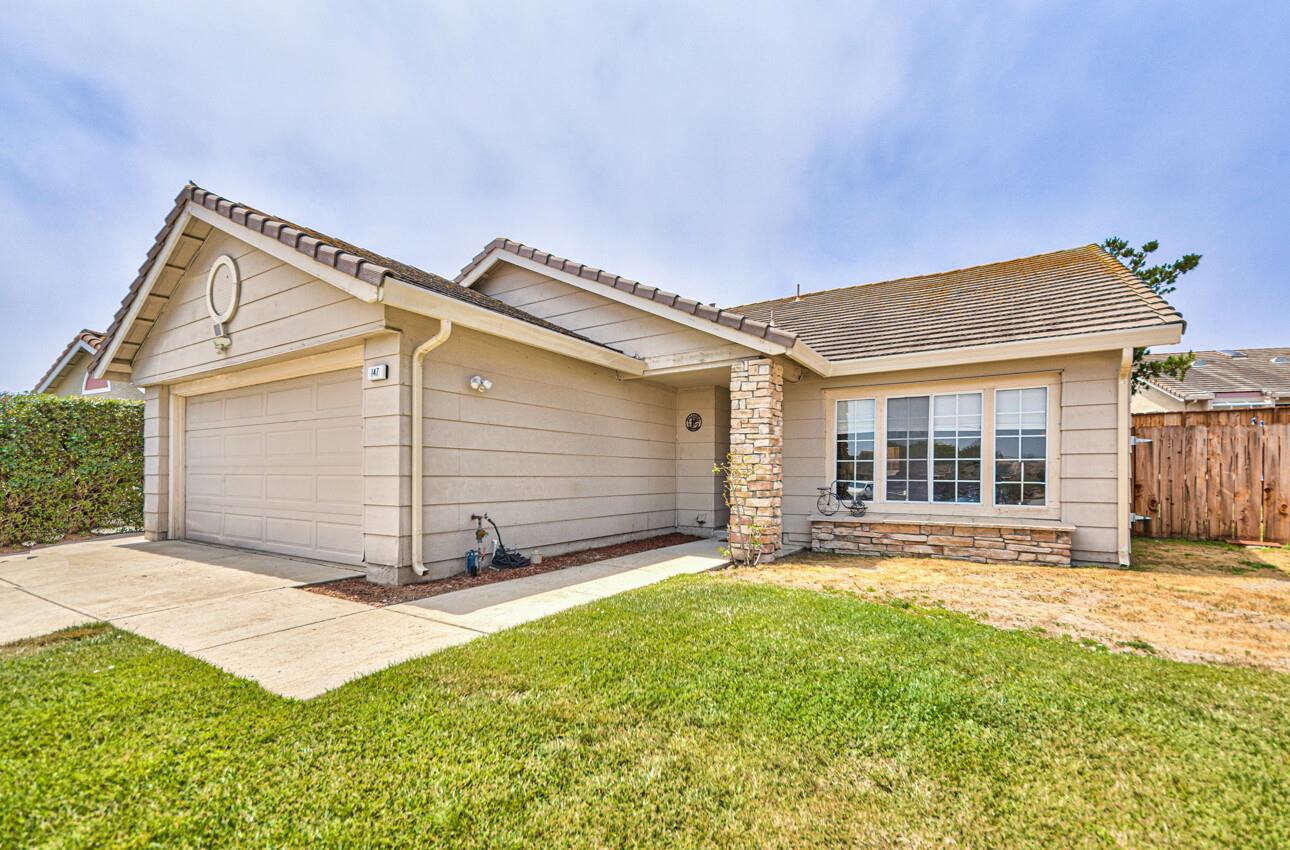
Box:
[685, 412, 703, 432]
[205, 254, 241, 324]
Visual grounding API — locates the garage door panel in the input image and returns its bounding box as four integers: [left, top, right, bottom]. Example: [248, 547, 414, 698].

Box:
[318, 425, 362, 455]
[185, 368, 363, 565]
[223, 474, 265, 499]
[267, 430, 315, 457]
[267, 474, 314, 502]
[225, 433, 266, 458]
[224, 393, 267, 421]
[317, 374, 361, 410]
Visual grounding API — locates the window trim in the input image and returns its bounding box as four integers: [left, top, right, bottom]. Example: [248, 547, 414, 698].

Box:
[824, 373, 1061, 519]
[992, 386, 1050, 508]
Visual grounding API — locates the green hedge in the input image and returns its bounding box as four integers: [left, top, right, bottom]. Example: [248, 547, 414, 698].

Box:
[0, 393, 144, 548]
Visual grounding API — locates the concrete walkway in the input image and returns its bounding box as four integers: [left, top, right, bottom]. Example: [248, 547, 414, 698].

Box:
[0, 535, 725, 698]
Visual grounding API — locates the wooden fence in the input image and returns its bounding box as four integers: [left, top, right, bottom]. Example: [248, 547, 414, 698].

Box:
[1131, 408, 1290, 543]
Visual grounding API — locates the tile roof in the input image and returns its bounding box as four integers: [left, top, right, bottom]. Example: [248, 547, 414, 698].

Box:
[1145, 348, 1290, 399]
[92, 184, 618, 375]
[455, 238, 800, 348]
[733, 245, 1185, 362]
[34, 329, 103, 392]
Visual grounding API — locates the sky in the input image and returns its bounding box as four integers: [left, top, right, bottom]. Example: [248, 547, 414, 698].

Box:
[2, 1, 1287, 391]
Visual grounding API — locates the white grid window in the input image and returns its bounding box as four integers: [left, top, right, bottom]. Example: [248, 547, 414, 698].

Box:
[885, 396, 930, 502]
[835, 399, 875, 501]
[994, 387, 1047, 506]
[932, 393, 983, 503]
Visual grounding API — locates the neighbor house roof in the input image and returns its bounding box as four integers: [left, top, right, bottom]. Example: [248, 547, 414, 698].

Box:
[34, 329, 103, 393]
[1144, 348, 1290, 400]
[455, 238, 800, 348]
[91, 184, 619, 376]
[732, 245, 1185, 362]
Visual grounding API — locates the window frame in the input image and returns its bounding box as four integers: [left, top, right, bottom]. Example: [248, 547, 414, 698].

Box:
[824, 374, 1059, 518]
[992, 386, 1050, 508]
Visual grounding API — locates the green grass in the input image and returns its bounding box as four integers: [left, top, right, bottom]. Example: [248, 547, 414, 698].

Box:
[2, 577, 1288, 849]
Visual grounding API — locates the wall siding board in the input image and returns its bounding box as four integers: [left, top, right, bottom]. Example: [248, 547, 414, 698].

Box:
[133, 230, 382, 384]
[415, 325, 680, 579]
[473, 265, 755, 363]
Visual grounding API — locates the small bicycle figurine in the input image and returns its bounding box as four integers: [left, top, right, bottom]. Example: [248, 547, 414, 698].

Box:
[816, 481, 869, 517]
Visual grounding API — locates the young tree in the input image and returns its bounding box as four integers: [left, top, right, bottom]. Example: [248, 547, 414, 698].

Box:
[1100, 237, 1202, 392]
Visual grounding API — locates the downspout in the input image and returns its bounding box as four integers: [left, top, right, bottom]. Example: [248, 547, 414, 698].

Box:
[412, 320, 453, 575]
[1117, 347, 1134, 566]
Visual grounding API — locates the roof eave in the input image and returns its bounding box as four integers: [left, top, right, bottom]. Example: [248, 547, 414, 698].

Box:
[817, 322, 1184, 378]
[380, 276, 646, 376]
[34, 339, 97, 394]
[457, 245, 810, 356]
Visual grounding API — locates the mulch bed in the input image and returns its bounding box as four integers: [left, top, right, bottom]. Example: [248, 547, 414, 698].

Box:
[305, 533, 704, 607]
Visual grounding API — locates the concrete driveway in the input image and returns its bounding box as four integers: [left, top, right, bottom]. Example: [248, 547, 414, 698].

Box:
[0, 535, 725, 698]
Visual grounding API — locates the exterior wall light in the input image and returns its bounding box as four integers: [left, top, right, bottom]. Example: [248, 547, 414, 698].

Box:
[469, 375, 493, 393]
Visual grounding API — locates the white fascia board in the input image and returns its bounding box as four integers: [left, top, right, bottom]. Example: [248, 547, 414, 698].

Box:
[819, 324, 1185, 377]
[380, 276, 646, 376]
[95, 203, 384, 380]
[186, 204, 380, 303]
[92, 211, 203, 379]
[35, 341, 96, 393]
[464, 251, 796, 357]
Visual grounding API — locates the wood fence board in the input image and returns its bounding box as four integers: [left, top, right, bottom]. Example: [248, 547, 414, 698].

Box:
[1131, 409, 1289, 543]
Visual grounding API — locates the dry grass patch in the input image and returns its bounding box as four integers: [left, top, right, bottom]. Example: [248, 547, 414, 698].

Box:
[730, 538, 1290, 671]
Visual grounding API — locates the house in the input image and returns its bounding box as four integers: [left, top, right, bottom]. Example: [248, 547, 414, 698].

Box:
[1132, 348, 1290, 412]
[33, 329, 141, 399]
[88, 184, 1183, 583]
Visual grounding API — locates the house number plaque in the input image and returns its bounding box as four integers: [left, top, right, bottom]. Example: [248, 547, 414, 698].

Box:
[685, 413, 703, 432]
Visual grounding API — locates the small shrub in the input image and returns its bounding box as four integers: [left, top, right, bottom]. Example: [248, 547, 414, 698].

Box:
[0, 393, 143, 548]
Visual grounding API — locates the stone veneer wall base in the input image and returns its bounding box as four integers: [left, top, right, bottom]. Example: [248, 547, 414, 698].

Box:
[811, 519, 1073, 566]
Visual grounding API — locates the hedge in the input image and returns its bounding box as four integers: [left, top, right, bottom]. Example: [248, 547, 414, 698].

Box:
[0, 393, 144, 548]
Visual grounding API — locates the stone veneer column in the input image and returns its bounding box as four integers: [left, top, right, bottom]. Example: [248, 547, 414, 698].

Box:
[728, 358, 783, 560]
[142, 385, 170, 541]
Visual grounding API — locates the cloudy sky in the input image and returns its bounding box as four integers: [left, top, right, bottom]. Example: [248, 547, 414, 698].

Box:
[2, 2, 1286, 391]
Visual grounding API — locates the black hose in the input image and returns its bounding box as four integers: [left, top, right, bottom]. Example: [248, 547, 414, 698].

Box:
[486, 516, 530, 569]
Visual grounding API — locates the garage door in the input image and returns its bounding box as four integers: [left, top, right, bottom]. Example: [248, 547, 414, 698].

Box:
[184, 368, 364, 565]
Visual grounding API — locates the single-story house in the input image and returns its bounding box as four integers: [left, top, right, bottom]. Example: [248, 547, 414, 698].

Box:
[33, 329, 141, 399]
[89, 183, 1184, 583]
[1132, 348, 1290, 412]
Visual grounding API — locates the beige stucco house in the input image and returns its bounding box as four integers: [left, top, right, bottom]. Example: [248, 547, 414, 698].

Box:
[34, 329, 141, 399]
[89, 184, 1184, 583]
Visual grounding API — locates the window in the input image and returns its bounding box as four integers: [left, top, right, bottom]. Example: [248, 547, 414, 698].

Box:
[835, 399, 875, 500]
[830, 382, 1054, 513]
[994, 387, 1047, 506]
[932, 393, 982, 502]
[82, 373, 111, 395]
[885, 396, 929, 501]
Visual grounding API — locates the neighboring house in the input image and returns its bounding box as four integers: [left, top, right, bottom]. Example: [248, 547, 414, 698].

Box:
[1132, 348, 1290, 412]
[33, 329, 142, 399]
[88, 183, 1183, 582]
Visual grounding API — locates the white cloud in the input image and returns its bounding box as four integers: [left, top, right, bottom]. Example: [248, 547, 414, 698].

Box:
[1, 2, 1285, 388]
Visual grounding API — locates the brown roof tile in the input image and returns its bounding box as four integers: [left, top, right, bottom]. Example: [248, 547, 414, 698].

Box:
[34, 329, 103, 392]
[91, 185, 621, 375]
[732, 245, 1184, 361]
[454, 237, 801, 349]
[1145, 348, 1290, 399]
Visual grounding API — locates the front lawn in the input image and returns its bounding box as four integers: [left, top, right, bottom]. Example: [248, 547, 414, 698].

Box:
[2, 576, 1287, 848]
[738, 538, 1290, 670]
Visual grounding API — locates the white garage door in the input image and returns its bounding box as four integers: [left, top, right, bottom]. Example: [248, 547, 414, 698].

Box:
[184, 368, 364, 565]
